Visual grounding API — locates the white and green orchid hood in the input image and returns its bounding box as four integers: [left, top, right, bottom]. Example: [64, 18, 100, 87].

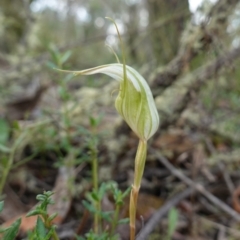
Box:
[60, 63, 159, 141]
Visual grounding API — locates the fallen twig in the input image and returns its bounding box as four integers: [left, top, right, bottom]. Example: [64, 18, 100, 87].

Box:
[151, 0, 239, 89]
[136, 187, 193, 240]
[155, 46, 240, 129]
[152, 149, 240, 222]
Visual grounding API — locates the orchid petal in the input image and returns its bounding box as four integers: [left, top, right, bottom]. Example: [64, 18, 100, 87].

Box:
[58, 63, 159, 140]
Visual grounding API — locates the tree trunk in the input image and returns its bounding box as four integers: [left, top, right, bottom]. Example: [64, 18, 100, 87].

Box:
[147, 0, 190, 65]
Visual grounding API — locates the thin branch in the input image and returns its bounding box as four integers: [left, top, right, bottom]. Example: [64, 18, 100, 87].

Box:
[151, 149, 240, 222]
[136, 187, 193, 240]
[156, 46, 240, 129]
[150, 0, 239, 88]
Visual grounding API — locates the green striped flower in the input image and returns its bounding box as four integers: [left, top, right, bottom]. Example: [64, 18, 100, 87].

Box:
[61, 63, 159, 141]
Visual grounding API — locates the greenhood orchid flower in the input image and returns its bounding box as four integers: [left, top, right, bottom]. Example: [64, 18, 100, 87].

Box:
[57, 17, 159, 240]
[60, 63, 159, 141]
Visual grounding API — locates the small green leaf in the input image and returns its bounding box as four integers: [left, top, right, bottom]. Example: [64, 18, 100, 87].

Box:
[46, 61, 57, 69]
[2, 218, 21, 240]
[90, 191, 100, 202]
[99, 211, 112, 222]
[98, 182, 107, 199]
[89, 116, 98, 128]
[0, 228, 7, 234]
[48, 44, 60, 66]
[36, 217, 46, 238]
[82, 200, 96, 213]
[48, 212, 58, 222]
[75, 235, 85, 240]
[118, 218, 129, 225]
[0, 201, 4, 212]
[45, 227, 56, 240]
[60, 50, 72, 65]
[167, 207, 178, 239]
[122, 186, 131, 199]
[36, 194, 46, 201]
[11, 121, 20, 130]
[0, 144, 10, 153]
[58, 86, 70, 101]
[26, 209, 45, 217]
[0, 119, 10, 145]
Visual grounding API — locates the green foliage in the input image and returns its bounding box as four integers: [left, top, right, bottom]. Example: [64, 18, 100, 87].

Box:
[27, 191, 55, 218]
[0, 201, 3, 211]
[112, 184, 131, 206]
[0, 192, 59, 240]
[26, 191, 59, 240]
[47, 44, 72, 69]
[76, 229, 115, 240]
[0, 119, 10, 153]
[167, 207, 178, 240]
[0, 127, 32, 195]
[35, 217, 46, 238]
[80, 181, 130, 239]
[27, 217, 57, 240]
[0, 119, 10, 145]
[0, 201, 21, 239]
[1, 218, 21, 240]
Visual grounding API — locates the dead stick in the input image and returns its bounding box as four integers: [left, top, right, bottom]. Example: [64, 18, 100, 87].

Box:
[136, 187, 193, 240]
[152, 149, 240, 222]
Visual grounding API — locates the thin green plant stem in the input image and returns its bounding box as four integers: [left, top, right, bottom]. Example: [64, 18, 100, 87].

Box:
[110, 203, 120, 237]
[45, 216, 60, 240]
[92, 147, 99, 233]
[57, 68, 72, 145]
[0, 131, 28, 195]
[90, 136, 101, 234]
[11, 152, 38, 170]
[129, 139, 147, 240]
[52, 229, 60, 240]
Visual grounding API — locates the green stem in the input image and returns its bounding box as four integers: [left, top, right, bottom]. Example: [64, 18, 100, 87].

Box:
[110, 204, 120, 237]
[52, 229, 60, 240]
[0, 151, 14, 196]
[0, 131, 28, 196]
[91, 137, 100, 234]
[129, 139, 147, 240]
[11, 152, 38, 169]
[45, 217, 60, 240]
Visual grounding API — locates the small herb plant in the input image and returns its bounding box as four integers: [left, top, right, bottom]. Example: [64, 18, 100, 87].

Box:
[81, 181, 130, 240]
[0, 192, 60, 240]
[26, 191, 59, 240]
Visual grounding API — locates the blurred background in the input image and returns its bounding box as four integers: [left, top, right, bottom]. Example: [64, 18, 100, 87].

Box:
[1, 0, 240, 239]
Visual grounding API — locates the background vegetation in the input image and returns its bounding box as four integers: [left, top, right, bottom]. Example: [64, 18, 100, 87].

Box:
[1, 0, 240, 239]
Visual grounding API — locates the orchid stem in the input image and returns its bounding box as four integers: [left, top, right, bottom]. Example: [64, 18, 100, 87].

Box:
[130, 139, 147, 240]
[92, 145, 99, 234]
[90, 128, 100, 234]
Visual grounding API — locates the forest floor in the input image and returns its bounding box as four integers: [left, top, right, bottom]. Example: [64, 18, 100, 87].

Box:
[1, 80, 240, 240]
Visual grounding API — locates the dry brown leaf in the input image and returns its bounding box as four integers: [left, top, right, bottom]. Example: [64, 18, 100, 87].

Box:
[154, 131, 194, 155]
